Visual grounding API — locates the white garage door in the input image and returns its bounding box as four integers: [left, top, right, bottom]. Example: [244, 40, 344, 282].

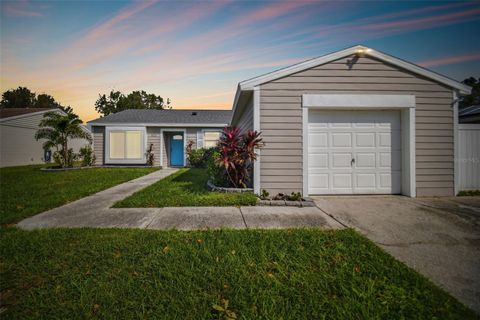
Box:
[308, 110, 401, 194]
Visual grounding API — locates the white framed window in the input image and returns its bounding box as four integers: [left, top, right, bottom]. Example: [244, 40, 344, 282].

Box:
[203, 130, 221, 148]
[105, 127, 146, 164]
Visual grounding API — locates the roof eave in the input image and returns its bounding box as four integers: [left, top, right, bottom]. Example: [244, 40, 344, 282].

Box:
[89, 122, 229, 127]
[0, 108, 66, 123]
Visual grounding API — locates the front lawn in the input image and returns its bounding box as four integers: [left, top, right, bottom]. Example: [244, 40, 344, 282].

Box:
[0, 165, 158, 224]
[0, 228, 475, 319]
[114, 168, 257, 208]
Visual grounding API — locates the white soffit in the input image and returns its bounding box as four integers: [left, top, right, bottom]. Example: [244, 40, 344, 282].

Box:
[303, 94, 416, 108]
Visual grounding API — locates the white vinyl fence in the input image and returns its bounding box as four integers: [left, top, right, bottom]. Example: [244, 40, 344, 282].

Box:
[457, 124, 480, 191]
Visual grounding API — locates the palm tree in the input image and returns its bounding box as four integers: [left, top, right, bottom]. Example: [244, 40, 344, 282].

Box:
[35, 111, 92, 167]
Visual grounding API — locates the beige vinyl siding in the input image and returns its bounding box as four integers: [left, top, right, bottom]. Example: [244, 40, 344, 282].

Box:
[1, 112, 48, 129]
[259, 55, 454, 196]
[186, 128, 198, 149]
[92, 126, 105, 165]
[236, 96, 254, 135]
[146, 127, 161, 166]
[161, 132, 169, 166]
[186, 128, 198, 166]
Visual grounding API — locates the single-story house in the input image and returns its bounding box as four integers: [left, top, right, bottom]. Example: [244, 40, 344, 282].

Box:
[87, 45, 472, 198]
[0, 108, 91, 167]
[230, 45, 471, 197]
[87, 109, 231, 167]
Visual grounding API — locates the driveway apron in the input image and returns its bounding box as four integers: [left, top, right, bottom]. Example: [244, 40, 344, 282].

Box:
[313, 195, 480, 314]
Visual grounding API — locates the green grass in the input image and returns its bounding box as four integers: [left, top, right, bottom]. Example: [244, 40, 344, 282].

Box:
[0, 165, 158, 224]
[0, 228, 475, 319]
[457, 190, 480, 196]
[114, 168, 257, 208]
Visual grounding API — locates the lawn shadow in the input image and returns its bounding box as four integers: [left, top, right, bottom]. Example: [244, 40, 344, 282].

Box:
[171, 168, 209, 193]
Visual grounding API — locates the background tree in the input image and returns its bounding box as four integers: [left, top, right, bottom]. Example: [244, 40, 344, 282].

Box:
[0, 87, 36, 108]
[460, 77, 480, 109]
[35, 93, 60, 109]
[35, 112, 92, 167]
[95, 90, 171, 116]
[1, 87, 77, 116]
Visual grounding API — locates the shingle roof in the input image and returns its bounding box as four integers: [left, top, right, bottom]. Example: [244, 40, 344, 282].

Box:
[88, 109, 232, 126]
[0, 108, 56, 119]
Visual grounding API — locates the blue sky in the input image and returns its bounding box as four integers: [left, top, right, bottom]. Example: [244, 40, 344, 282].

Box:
[1, 0, 479, 121]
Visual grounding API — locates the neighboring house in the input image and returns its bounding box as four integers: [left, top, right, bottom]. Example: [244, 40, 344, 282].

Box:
[0, 108, 91, 167]
[87, 109, 231, 167]
[230, 45, 471, 197]
[459, 105, 480, 123]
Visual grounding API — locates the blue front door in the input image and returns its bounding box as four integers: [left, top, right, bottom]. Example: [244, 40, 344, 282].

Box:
[170, 134, 184, 166]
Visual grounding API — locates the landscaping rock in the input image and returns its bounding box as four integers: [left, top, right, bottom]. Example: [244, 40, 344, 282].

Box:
[207, 179, 253, 193]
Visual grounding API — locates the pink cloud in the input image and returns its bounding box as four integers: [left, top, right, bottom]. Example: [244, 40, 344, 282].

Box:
[50, 1, 228, 72]
[82, 0, 158, 42]
[357, 2, 472, 23]
[417, 53, 480, 67]
[361, 7, 480, 32]
[2, 0, 43, 17]
[244, 0, 309, 23]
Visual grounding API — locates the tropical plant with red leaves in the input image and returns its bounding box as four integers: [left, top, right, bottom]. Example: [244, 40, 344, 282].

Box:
[215, 126, 263, 188]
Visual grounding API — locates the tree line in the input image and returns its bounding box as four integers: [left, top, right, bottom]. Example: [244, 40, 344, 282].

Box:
[1, 78, 478, 118]
[0, 87, 171, 118]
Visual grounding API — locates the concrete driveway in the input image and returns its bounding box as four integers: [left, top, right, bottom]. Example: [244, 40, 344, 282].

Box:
[313, 195, 480, 314]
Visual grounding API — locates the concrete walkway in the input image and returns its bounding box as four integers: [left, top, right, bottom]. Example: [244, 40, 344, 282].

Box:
[313, 196, 480, 314]
[17, 169, 342, 230]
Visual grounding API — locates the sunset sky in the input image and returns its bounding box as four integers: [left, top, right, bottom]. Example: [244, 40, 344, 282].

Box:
[1, 0, 479, 122]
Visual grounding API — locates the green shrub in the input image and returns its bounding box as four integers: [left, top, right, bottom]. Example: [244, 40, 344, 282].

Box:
[52, 151, 62, 167]
[288, 192, 302, 201]
[206, 149, 228, 187]
[79, 145, 96, 166]
[52, 148, 77, 167]
[457, 190, 480, 196]
[260, 189, 270, 200]
[186, 142, 217, 168]
[187, 148, 206, 168]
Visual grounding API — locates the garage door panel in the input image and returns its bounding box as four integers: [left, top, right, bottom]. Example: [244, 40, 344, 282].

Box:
[331, 153, 353, 168]
[333, 174, 352, 188]
[308, 133, 328, 147]
[355, 133, 376, 147]
[378, 132, 392, 147]
[308, 110, 402, 195]
[353, 121, 375, 128]
[379, 150, 402, 168]
[331, 133, 352, 147]
[308, 153, 328, 169]
[331, 122, 352, 128]
[309, 174, 329, 188]
[356, 173, 376, 188]
[356, 153, 376, 168]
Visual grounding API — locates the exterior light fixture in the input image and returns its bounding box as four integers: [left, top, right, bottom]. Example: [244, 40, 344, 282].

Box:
[356, 47, 370, 57]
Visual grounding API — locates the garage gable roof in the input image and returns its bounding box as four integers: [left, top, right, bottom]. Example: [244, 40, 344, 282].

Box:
[238, 45, 471, 94]
[0, 108, 60, 121]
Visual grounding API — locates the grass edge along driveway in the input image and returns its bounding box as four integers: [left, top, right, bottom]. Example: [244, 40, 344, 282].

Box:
[0, 227, 476, 319]
[0, 165, 158, 224]
[114, 168, 257, 208]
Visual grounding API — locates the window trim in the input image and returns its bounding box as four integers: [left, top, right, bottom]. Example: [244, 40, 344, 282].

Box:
[105, 126, 147, 164]
[201, 129, 222, 148]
